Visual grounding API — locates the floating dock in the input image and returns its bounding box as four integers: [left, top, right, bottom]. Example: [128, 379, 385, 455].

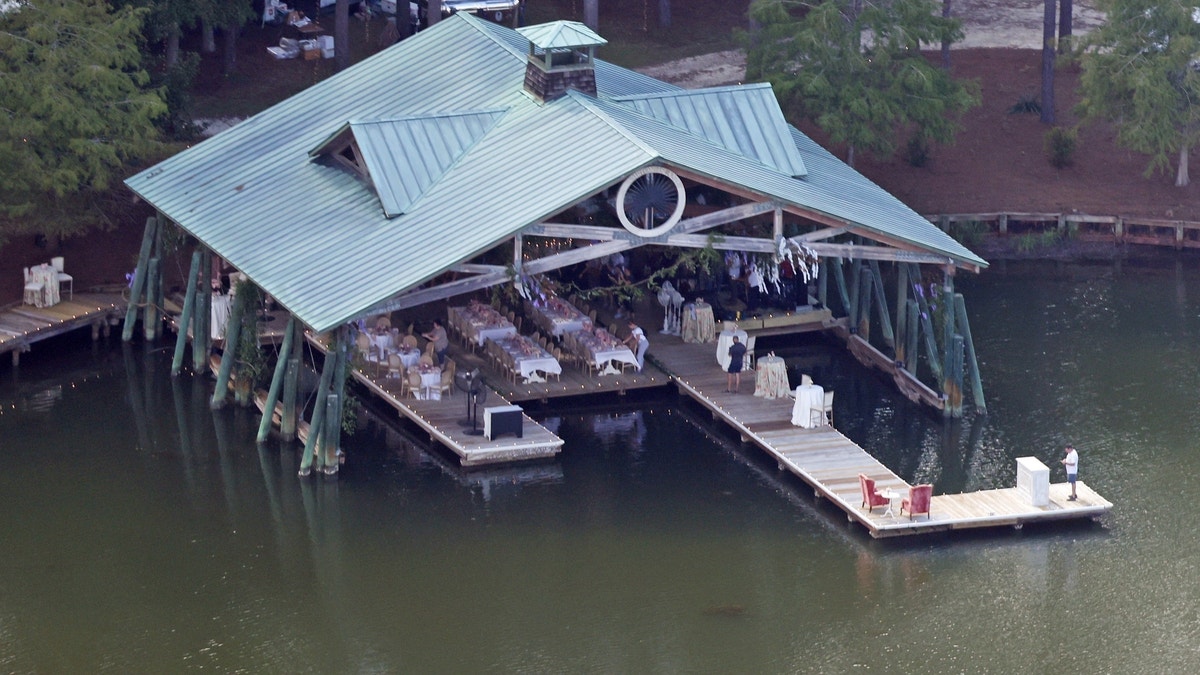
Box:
[0, 293, 127, 366]
[649, 336, 1112, 538]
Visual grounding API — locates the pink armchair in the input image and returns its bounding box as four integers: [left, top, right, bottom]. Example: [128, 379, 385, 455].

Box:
[901, 484, 933, 520]
[859, 473, 888, 512]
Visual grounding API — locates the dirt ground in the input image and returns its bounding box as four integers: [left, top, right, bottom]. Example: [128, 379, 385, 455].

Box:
[5, 1, 1196, 305]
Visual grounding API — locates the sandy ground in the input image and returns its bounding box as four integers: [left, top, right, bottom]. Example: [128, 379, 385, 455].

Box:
[637, 0, 1103, 88]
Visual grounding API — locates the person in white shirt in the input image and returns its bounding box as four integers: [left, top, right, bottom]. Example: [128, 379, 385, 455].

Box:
[623, 321, 648, 371]
[1060, 445, 1079, 501]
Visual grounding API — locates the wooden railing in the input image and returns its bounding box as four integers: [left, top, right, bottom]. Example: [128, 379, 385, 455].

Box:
[929, 212, 1200, 250]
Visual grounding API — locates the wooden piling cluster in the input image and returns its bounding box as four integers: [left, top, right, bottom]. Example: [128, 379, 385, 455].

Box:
[819, 256, 986, 418]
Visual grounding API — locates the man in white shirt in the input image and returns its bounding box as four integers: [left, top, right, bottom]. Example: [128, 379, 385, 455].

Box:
[1060, 445, 1079, 501]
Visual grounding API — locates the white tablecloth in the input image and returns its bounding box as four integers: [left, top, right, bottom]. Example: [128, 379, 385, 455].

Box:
[590, 347, 638, 375]
[791, 384, 825, 428]
[24, 264, 60, 307]
[716, 328, 748, 369]
[681, 301, 715, 343]
[396, 347, 421, 369]
[490, 335, 562, 382]
[754, 355, 790, 399]
[419, 369, 442, 400]
[211, 293, 231, 339]
[368, 331, 395, 355]
[448, 305, 517, 346]
[530, 298, 588, 336]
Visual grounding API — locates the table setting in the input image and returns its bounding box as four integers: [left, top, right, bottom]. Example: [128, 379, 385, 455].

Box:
[448, 300, 517, 346]
[753, 353, 790, 399]
[681, 299, 715, 343]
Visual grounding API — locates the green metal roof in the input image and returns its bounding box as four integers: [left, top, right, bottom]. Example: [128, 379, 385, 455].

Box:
[517, 20, 607, 50]
[125, 14, 985, 334]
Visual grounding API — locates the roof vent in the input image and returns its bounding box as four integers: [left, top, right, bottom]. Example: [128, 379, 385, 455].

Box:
[516, 21, 607, 103]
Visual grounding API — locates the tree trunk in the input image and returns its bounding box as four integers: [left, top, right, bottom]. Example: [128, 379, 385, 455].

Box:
[847, 145, 855, 169]
[165, 27, 180, 68]
[1040, 0, 1056, 124]
[583, 0, 598, 30]
[1177, 144, 1190, 187]
[222, 23, 239, 77]
[335, 0, 350, 71]
[941, 0, 952, 69]
[658, 0, 670, 28]
[202, 19, 216, 53]
[428, 0, 441, 26]
[1058, 0, 1073, 53]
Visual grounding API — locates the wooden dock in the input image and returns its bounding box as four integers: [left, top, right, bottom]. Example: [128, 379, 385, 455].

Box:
[303, 336, 564, 467]
[0, 293, 127, 366]
[649, 336, 1113, 538]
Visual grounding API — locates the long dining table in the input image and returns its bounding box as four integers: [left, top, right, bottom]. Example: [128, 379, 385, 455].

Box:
[448, 303, 517, 346]
[527, 296, 588, 337]
[567, 327, 638, 376]
[487, 334, 562, 383]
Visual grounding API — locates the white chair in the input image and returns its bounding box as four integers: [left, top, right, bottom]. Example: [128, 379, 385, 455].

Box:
[743, 334, 756, 369]
[50, 257, 72, 300]
[811, 390, 834, 427]
[23, 267, 45, 306]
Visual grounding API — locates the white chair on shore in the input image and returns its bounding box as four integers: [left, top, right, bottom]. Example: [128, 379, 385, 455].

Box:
[51, 257, 73, 300]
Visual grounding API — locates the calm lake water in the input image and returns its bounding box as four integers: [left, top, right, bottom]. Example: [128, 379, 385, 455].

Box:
[3, 256, 1199, 673]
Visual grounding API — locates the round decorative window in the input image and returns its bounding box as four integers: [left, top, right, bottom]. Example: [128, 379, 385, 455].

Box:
[616, 167, 686, 238]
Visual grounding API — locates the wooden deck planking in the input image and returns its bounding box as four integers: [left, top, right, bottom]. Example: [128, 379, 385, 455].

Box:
[648, 327, 1113, 538]
[0, 294, 126, 361]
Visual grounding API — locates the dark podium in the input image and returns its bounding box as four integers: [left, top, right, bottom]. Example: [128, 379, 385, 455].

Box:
[484, 405, 523, 440]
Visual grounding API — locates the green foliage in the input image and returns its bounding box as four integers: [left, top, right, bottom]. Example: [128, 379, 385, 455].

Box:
[1077, 0, 1200, 186]
[232, 281, 267, 388]
[1008, 95, 1042, 114]
[154, 52, 205, 141]
[1015, 229, 1064, 252]
[743, 0, 980, 164]
[947, 219, 987, 247]
[1044, 126, 1078, 168]
[0, 0, 166, 243]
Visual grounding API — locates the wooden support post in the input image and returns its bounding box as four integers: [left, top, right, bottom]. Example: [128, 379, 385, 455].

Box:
[848, 259, 862, 331]
[905, 299, 920, 373]
[895, 263, 910, 364]
[171, 250, 203, 377]
[772, 208, 783, 240]
[998, 214, 1008, 235]
[513, 233, 523, 274]
[908, 264, 942, 382]
[323, 334, 349, 473]
[947, 334, 964, 418]
[193, 250, 212, 373]
[868, 260, 895, 349]
[144, 257, 161, 341]
[954, 293, 987, 414]
[280, 320, 302, 441]
[830, 258, 851, 319]
[123, 216, 159, 341]
[817, 257, 828, 309]
[210, 283, 248, 408]
[299, 342, 338, 477]
[940, 282, 955, 403]
[857, 269, 872, 340]
[257, 316, 296, 443]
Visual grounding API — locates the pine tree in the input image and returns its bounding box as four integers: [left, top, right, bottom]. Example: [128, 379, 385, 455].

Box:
[0, 0, 167, 242]
[1077, 0, 1200, 186]
[744, 0, 979, 167]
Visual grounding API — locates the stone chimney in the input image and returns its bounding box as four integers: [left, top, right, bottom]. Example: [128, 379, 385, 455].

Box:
[516, 21, 607, 103]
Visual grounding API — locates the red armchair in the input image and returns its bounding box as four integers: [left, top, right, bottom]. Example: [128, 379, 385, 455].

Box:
[859, 473, 888, 512]
[901, 484, 933, 520]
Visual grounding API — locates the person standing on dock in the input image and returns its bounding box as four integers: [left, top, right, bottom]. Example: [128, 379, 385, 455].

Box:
[1061, 445, 1079, 501]
[623, 321, 648, 372]
[726, 335, 747, 393]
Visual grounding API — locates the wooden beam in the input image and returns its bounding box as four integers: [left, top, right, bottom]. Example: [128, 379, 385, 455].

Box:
[365, 269, 511, 315]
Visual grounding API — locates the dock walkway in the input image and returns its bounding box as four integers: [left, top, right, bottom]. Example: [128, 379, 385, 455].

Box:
[0, 293, 127, 366]
[649, 336, 1112, 538]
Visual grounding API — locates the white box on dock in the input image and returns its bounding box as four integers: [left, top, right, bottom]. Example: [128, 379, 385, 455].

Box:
[1016, 456, 1050, 507]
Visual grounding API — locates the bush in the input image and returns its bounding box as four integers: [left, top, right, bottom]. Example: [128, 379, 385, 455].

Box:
[1044, 126, 1077, 168]
[948, 219, 987, 247]
[1007, 95, 1041, 114]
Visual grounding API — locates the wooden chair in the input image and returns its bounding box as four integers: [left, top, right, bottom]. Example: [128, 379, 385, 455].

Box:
[438, 365, 455, 398]
[406, 370, 422, 399]
[901, 484, 933, 520]
[402, 334, 418, 350]
[374, 315, 391, 331]
[418, 354, 434, 368]
[859, 473, 889, 513]
[386, 353, 403, 382]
